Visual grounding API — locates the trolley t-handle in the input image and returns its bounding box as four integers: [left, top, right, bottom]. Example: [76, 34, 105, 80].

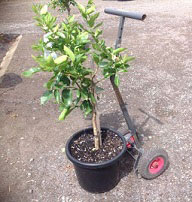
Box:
[104, 8, 146, 21]
[104, 8, 146, 48]
[104, 8, 147, 148]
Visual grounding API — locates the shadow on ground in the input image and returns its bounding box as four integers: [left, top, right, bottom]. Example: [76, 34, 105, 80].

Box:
[100, 109, 163, 142]
[0, 73, 22, 88]
[119, 152, 135, 179]
[100, 110, 124, 129]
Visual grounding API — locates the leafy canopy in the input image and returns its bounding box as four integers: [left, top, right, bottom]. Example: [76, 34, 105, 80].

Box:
[23, 0, 133, 121]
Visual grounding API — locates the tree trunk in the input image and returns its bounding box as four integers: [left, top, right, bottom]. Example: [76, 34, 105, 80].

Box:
[66, 6, 70, 16]
[63, 1, 71, 16]
[92, 101, 102, 150]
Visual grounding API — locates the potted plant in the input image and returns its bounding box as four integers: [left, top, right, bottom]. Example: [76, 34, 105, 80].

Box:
[23, 0, 134, 193]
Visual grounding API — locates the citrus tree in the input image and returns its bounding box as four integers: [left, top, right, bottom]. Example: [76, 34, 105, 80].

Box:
[23, 0, 133, 150]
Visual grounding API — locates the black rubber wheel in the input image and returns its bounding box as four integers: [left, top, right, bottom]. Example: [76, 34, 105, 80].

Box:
[138, 148, 169, 180]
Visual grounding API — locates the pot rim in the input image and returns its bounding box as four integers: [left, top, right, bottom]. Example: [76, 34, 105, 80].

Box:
[65, 127, 127, 169]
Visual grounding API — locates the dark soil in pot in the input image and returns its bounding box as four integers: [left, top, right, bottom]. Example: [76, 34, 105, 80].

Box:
[66, 127, 127, 193]
[70, 129, 124, 163]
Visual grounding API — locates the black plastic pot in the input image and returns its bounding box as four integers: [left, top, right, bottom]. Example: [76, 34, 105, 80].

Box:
[66, 127, 127, 193]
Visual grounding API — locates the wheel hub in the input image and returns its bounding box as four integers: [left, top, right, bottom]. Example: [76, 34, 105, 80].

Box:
[148, 157, 164, 174]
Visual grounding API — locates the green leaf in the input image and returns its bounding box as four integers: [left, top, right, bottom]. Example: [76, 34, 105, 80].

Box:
[77, 3, 85, 14]
[114, 74, 120, 86]
[78, 32, 89, 43]
[80, 88, 89, 100]
[44, 80, 54, 90]
[22, 67, 41, 77]
[95, 29, 102, 37]
[88, 13, 99, 27]
[98, 61, 108, 68]
[32, 55, 49, 71]
[90, 94, 96, 104]
[77, 89, 81, 98]
[82, 78, 91, 87]
[123, 55, 135, 63]
[60, 75, 70, 86]
[54, 90, 60, 103]
[103, 70, 109, 78]
[93, 53, 99, 64]
[32, 4, 39, 14]
[32, 39, 44, 51]
[54, 55, 68, 64]
[76, 54, 87, 63]
[75, 89, 81, 105]
[68, 15, 75, 23]
[57, 32, 65, 39]
[41, 91, 53, 105]
[40, 5, 48, 15]
[54, 84, 62, 89]
[86, 5, 95, 14]
[46, 55, 54, 64]
[94, 22, 103, 29]
[59, 107, 70, 120]
[92, 43, 100, 51]
[53, 24, 59, 33]
[87, 0, 94, 6]
[62, 89, 72, 107]
[113, 48, 126, 55]
[80, 100, 92, 116]
[64, 46, 75, 62]
[62, 23, 68, 30]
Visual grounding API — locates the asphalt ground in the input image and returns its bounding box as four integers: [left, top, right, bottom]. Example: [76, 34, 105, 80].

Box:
[0, 0, 192, 201]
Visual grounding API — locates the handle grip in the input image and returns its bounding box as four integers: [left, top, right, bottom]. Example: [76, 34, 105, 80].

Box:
[104, 8, 146, 21]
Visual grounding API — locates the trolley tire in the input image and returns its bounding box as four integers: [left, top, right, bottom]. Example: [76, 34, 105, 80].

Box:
[138, 148, 169, 180]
